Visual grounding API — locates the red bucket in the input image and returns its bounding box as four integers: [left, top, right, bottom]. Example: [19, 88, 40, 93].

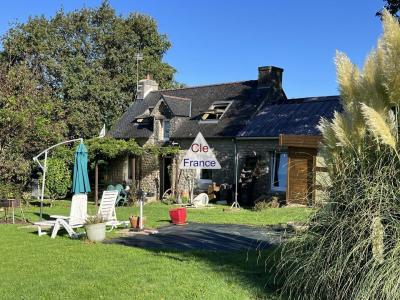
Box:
[169, 207, 187, 225]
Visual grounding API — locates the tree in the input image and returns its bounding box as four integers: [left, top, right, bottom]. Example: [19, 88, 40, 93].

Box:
[278, 10, 400, 299]
[0, 62, 66, 188]
[1, 1, 178, 139]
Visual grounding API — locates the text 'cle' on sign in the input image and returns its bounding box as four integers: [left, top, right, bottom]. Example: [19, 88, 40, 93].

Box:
[179, 132, 221, 169]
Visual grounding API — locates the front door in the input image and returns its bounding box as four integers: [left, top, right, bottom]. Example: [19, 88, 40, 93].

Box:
[287, 148, 316, 205]
[160, 157, 172, 197]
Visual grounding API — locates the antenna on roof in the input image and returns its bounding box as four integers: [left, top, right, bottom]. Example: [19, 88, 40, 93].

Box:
[135, 53, 143, 99]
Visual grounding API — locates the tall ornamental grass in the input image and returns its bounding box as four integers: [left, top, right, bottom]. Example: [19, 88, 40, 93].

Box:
[277, 10, 400, 300]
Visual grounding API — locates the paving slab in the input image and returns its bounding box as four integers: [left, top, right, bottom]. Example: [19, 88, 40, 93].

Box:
[106, 222, 287, 251]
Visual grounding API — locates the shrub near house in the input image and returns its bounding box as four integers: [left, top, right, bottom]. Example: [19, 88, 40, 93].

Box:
[44, 158, 72, 203]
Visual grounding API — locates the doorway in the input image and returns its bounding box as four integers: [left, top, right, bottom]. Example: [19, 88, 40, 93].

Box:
[286, 148, 316, 205]
[160, 156, 172, 197]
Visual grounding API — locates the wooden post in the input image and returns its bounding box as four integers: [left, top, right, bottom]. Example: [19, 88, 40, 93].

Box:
[131, 157, 136, 183]
[95, 162, 99, 206]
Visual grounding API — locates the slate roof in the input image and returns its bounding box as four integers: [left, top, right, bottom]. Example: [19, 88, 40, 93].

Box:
[111, 94, 160, 139]
[161, 95, 191, 117]
[109, 80, 286, 139]
[239, 96, 342, 137]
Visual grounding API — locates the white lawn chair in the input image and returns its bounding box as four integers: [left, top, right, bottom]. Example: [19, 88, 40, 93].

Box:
[34, 194, 87, 238]
[192, 193, 209, 207]
[98, 190, 129, 230]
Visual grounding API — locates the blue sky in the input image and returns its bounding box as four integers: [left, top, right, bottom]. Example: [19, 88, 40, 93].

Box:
[0, 0, 385, 98]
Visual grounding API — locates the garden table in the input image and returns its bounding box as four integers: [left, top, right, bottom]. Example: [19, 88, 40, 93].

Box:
[0, 199, 26, 224]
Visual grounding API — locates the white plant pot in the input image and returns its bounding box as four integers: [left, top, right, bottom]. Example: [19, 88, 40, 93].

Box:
[85, 223, 106, 242]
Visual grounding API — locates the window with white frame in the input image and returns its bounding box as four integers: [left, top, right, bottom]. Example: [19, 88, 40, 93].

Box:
[271, 152, 288, 191]
[200, 101, 232, 122]
[162, 119, 171, 141]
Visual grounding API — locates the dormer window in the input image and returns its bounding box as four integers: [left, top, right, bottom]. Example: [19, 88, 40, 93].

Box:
[200, 101, 232, 122]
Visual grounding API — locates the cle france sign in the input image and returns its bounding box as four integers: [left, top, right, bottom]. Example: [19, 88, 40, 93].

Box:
[179, 132, 221, 169]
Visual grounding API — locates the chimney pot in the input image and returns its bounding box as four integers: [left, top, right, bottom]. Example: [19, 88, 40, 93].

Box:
[258, 66, 283, 88]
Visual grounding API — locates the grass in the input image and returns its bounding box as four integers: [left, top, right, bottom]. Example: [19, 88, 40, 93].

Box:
[0, 201, 313, 299]
[23, 200, 313, 228]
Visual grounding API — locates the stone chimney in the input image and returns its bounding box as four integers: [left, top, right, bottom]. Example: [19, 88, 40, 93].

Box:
[137, 74, 158, 100]
[258, 66, 283, 88]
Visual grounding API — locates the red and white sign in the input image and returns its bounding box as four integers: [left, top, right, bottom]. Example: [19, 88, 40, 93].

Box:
[179, 132, 221, 169]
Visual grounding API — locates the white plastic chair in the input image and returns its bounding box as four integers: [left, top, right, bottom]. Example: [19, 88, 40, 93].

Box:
[192, 193, 209, 207]
[97, 190, 128, 230]
[35, 194, 87, 238]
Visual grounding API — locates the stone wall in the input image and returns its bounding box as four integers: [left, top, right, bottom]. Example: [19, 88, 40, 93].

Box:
[172, 138, 280, 200]
[237, 139, 279, 198]
[138, 152, 160, 199]
[174, 138, 236, 188]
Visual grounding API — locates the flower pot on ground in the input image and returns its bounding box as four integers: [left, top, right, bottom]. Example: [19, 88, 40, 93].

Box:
[169, 207, 187, 225]
[129, 216, 146, 229]
[85, 215, 106, 242]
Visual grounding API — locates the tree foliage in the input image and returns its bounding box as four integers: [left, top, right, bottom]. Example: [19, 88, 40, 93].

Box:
[0, 62, 66, 187]
[0, 1, 180, 190]
[278, 10, 400, 299]
[86, 137, 180, 163]
[1, 1, 178, 138]
[86, 137, 143, 163]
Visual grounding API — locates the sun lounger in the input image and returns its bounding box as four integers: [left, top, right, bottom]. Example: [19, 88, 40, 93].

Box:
[98, 190, 129, 230]
[34, 194, 87, 238]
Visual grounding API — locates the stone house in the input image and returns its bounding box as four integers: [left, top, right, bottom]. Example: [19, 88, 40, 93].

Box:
[107, 66, 341, 205]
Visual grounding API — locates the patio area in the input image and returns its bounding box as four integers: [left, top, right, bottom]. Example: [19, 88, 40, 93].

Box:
[107, 222, 287, 251]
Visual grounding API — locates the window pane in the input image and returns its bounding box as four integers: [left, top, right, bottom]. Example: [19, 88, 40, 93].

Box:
[277, 153, 287, 188]
[163, 120, 170, 140]
[200, 169, 212, 180]
[272, 153, 287, 191]
[201, 101, 231, 120]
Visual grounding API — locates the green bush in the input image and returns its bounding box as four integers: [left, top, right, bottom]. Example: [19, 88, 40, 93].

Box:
[181, 196, 189, 204]
[0, 183, 21, 199]
[162, 196, 175, 205]
[44, 158, 71, 202]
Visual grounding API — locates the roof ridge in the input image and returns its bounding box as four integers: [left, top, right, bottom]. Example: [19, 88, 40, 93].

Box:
[156, 79, 256, 92]
[288, 95, 339, 101]
[161, 94, 191, 100]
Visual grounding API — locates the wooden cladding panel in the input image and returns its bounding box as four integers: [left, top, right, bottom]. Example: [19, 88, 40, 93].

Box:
[279, 134, 322, 149]
[286, 147, 316, 205]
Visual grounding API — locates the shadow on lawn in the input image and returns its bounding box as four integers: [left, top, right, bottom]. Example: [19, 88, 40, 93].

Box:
[150, 248, 281, 298]
[107, 224, 283, 298]
[29, 201, 51, 207]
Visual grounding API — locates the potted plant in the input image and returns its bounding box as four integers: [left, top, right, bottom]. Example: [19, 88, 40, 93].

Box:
[85, 215, 106, 242]
[129, 215, 146, 229]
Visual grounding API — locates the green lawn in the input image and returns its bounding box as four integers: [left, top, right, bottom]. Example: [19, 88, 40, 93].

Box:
[0, 202, 312, 299]
[23, 201, 313, 228]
